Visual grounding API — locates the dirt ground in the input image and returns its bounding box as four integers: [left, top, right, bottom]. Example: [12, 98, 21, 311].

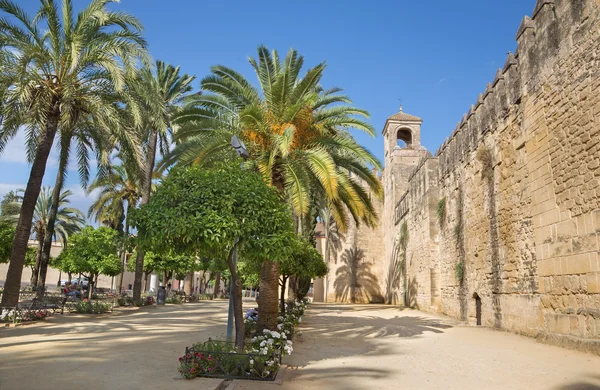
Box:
[2, 302, 600, 390]
[0, 302, 228, 390]
[237, 303, 600, 390]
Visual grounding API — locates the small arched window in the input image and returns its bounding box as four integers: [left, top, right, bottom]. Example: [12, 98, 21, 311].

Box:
[397, 128, 413, 148]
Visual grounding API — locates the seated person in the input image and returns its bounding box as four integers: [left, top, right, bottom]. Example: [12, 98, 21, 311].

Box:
[63, 282, 72, 295]
[66, 283, 82, 298]
[244, 297, 259, 321]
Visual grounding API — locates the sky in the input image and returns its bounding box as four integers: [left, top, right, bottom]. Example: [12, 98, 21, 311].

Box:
[0, 0, 536, 220]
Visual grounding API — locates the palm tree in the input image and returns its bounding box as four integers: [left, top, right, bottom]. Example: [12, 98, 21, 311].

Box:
[23, 187, 85, 289]
[0, 0, 147, 307]
[129, 61, 195, 301]
[163, 46, 382, 330]
[87, 163, 141, 292]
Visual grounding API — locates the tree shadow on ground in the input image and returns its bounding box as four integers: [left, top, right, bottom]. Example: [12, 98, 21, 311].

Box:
[554, 383, 600, 390]
[284, 303, 453, 367]
[283, 366, 393, 390]
[0, 302, 235, 390]
[334, 248, 383, 303]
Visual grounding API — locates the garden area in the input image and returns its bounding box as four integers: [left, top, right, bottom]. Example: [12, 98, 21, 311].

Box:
[0, 0, 377, 387]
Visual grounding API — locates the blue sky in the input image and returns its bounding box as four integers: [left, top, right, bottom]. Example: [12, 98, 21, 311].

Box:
[0, 0, 536, 218]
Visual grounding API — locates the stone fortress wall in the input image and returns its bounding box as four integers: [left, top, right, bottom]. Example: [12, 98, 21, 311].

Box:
[326, 0, 600, 354]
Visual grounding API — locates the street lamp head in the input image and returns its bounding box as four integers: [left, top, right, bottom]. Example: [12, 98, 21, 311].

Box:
[231, 135, 250, 160]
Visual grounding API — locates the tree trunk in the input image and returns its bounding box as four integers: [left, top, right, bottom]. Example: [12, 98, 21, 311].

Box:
[30, 237, 44, 287]
[213, 272, 221, 298]
[133, 130, 158, 301]
[257, 260, 279, 333]
[184, 272, 193, 295]
[1, 106, 59, 307]
[280, 275, 288, 315]
[88, 274, 95, 300]
[37, 139, 70, 298]
[226, 245, 245, 350]
[288, 275, 298, 301]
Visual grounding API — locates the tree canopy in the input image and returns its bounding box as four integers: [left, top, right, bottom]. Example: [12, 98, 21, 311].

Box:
[56, 226, 121, 280]
[132, 162, 295, 263]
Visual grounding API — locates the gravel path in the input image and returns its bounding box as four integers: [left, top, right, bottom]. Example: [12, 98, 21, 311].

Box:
[237, 303, 600, 390]
[2, 301, 599, 390]
[0, 302, 229, 390]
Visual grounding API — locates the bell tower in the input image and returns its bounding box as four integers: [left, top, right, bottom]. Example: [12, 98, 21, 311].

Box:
[382, 106, 427, 200]
[382, 105, 424, 168]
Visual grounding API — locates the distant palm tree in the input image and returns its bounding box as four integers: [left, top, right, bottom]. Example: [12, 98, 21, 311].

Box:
[0, 0, 147, 307]
[129, 61, 195, 301]
[23, 187, 85, 289]
[163, 46, 382, 331]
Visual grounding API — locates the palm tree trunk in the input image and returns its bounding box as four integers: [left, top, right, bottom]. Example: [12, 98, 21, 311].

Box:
[257, 260, 280, 333]
[1, 106, 60, 307]
[133, 129, 158, 301]
[37, 138, 70, 298]
[323, 223, 330, 303]
[116, 202, 132, 294]
[30, 236, 44, 287]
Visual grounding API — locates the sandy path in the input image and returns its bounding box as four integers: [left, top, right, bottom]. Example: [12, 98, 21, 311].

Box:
[236, 303, 600, 390]
[0, 302, 232, 390]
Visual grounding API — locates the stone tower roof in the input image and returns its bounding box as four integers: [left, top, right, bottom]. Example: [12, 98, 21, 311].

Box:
[387, 106, 422, 122]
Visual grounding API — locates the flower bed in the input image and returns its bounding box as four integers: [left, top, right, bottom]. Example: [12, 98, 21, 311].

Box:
[179, 299, 307, 381]
[1, 307, 52, 324]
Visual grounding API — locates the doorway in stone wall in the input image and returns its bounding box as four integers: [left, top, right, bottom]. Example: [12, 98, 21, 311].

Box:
[474, 293, 482, 326]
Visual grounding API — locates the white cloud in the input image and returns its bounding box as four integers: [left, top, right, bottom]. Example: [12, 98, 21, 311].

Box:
[0, 131, 28, 164]
[0, 183, 24, 200]
[0, 128, 97, 171]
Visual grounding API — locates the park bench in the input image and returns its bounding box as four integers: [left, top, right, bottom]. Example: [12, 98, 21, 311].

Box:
[18, 294, 69, 315]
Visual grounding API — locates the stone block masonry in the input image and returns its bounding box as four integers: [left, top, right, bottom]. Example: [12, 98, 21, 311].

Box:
[326, 0, 600, 355]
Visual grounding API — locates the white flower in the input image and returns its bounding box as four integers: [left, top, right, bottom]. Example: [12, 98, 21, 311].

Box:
[249, 359, 254, 365]
[277, 324, 283, 330]
[260, 341, 266, 347]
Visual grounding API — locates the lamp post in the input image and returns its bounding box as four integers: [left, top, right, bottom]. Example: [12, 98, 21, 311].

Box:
[226, 136, 249, 342]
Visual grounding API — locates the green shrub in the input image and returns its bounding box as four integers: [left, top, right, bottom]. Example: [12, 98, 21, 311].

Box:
[72, 301, 112, 314]
[166, 295, 182, 304]
[117, 295, 135, 306]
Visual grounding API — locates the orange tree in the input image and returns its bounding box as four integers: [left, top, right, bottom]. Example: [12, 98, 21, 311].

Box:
[131, 162, 295, 349]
